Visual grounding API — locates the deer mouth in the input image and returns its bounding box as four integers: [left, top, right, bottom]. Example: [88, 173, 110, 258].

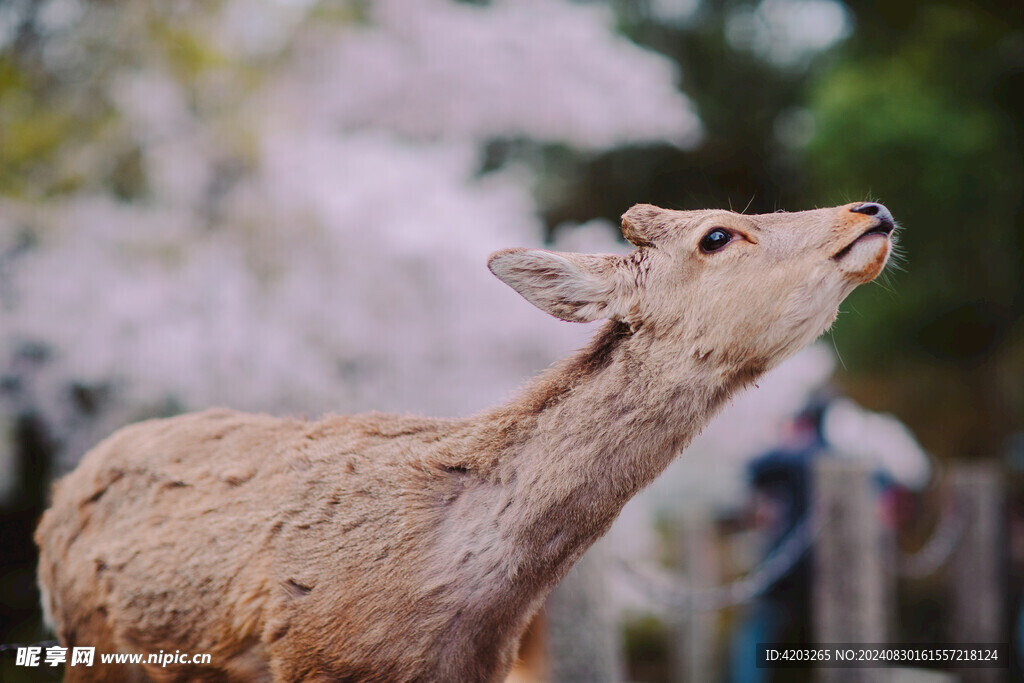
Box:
[831, 219, 895, 261]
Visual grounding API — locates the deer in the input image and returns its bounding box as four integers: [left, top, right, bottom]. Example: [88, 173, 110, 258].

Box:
[35, 201, 896, 682]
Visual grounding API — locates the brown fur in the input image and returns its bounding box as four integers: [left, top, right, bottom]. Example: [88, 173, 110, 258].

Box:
[36, 202, 894, 682]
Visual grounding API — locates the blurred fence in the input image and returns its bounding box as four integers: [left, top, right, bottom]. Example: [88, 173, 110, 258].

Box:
[516, 458, 1006, 683]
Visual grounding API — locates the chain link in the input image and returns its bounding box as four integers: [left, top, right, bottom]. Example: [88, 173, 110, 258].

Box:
[894, 501, 966, 578]
[614, 498, 967, 613]
[613, 514, 823, 613]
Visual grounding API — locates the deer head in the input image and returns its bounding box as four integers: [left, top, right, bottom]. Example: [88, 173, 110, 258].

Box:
[489, 202, 895, 381]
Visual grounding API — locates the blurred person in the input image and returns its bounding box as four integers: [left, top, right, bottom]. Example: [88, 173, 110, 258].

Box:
[729, 398, 826, 683]
[729, 393, 931, 683]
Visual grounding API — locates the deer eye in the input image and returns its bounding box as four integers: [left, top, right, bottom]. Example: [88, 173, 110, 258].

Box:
[699, 228, 732, 253]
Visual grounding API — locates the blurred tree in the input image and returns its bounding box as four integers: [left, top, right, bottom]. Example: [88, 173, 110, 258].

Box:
[535, 0, 816, 231]
[806, 0, 1024, 458]
[0, 0, 699, 664]
[530, 0, 1022, 460]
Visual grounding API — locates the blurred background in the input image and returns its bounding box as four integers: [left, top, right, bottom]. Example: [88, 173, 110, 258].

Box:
[0, 0, 1021, 681]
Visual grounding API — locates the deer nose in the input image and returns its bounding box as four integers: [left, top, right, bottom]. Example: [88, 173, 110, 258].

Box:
[850, 202, 894, 230]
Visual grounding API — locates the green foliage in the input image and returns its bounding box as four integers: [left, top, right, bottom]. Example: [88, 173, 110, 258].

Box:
[151, 20, 230, 85]
[0, 55, 106, 198]
[0, 1, 287, 202]
[796, 1, 1024, 456]
[806, 2, 1023, 368]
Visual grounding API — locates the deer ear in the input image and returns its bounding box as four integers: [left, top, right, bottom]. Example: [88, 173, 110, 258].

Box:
[621, 204, 674, 247]
[488, 249, 632, 323]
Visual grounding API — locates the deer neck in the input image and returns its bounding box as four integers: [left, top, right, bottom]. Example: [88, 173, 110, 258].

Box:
[478, 320, 745, 591]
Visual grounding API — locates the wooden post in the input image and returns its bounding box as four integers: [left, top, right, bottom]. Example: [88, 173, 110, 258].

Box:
[947, 463, 1005, 683]
[545, 541, 624, 682]
[813, 458, 890, 683]
[668, 512, 718, 683]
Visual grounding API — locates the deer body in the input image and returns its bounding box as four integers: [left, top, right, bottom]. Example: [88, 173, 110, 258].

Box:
[36, 202, 896, 681]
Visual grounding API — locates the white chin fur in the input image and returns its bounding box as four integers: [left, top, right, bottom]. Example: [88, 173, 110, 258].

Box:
[838, 234, 891, 282]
